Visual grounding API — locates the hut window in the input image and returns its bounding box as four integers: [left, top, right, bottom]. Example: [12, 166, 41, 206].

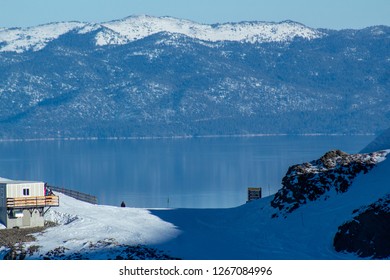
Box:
[23, 188, 30, 196]
[13, 210, 24, 218]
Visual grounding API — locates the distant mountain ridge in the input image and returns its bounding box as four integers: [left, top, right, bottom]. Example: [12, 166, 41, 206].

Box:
[0, 15, 323, 53]
[0, 16, 389, 138]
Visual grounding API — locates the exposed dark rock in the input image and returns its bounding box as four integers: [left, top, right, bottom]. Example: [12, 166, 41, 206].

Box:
[271, 150, 388, 217]
[334, 195, 390, 259]
[0, 223, 55, 260]
[1, 223, 178, 260]
[39, 243, 180, 260]
[117, 244, 180, 260]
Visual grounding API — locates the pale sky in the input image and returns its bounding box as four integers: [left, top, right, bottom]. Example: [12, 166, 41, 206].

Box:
[1, 0, 389, 29]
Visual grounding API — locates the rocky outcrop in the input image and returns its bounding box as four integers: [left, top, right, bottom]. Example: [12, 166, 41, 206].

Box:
[334, 195, 390, 259]
[271, 150, 388, 217]
[38, 240, 180, 260]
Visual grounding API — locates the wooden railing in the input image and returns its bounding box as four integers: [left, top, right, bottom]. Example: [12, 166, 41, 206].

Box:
[6, 195, 59, 208]
[48, 185, 98, 205]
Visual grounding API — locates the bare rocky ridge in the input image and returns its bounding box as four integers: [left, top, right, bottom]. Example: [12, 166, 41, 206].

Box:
[271, 150, 388, 217]
[270, 148, 390, 258]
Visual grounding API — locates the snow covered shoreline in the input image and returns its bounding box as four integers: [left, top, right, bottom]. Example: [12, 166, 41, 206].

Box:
[0, 133, 375, 143]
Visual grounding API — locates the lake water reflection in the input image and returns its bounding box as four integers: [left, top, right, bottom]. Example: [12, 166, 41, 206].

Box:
[0, 135, 374, 208]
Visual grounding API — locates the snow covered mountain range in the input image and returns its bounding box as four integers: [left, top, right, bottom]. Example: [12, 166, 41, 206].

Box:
[0, 15, 323, 53]
[0, 16, 389, 138]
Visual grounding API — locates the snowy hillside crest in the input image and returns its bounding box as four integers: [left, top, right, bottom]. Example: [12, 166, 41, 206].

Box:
[271, 149, 389, 218]
[0, 22, 86, 53]
[0, 15, 323, 53]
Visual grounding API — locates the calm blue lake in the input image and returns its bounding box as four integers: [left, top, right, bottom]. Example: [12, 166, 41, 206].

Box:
[0, 135, 374, 208]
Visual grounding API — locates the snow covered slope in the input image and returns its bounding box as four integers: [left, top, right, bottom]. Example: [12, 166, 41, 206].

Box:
[0, 149, 389, 259]
[0, 22, 86, 53]
[31, 193, 179, 259]
[0, 15, 323, 53]
[98, 15, 323, 46]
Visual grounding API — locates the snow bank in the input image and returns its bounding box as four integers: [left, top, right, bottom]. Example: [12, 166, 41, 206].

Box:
[27, 193, 180, 258]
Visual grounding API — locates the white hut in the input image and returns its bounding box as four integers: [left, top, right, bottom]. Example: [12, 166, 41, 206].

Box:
[0, 179, 59, 229]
